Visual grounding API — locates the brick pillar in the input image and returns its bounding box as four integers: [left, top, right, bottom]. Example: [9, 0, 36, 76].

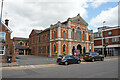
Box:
[57, 41, 61, 56]
[68, 42, 72, 55]
[50, 43, 52, 57]
[24, 50, 25, 55]
[57, 27, 61, 40]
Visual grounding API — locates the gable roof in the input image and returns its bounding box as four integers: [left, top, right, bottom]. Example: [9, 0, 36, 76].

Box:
[68, 14, 88, 26]
[29, 29, 43, 37]
[50, 14, 88, 29]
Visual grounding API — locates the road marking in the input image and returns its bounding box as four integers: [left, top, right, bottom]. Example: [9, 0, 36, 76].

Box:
[2, 64, 59, 70]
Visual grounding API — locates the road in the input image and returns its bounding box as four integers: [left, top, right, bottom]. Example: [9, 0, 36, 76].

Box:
[2, 58, 118, 78]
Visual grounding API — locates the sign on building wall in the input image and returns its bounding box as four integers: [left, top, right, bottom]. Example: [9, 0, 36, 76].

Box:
[0, 32, 6, 55]
[0, 32, 6, 43]
[89, 46, 91, 52]
[74, 50, 80, 55]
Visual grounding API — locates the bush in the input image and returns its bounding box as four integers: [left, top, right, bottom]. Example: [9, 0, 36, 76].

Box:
[76, 54, 83, 57]
[63, 52, 66, 55]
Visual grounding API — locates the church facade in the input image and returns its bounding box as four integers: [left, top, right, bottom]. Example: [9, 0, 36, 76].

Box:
[29, 14, 94, 57]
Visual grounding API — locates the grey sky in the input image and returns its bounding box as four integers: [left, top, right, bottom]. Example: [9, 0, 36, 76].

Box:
[0, 0, 119, 38]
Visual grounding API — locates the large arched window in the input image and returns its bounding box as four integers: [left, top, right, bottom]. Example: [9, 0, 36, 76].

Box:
[63, 45, 66, 52]
[72, 29, 75, 40]
[54, 31, 56, 39]
[54, 45, 56, 52]
[63, 31, 65, 39]
[76, 27, 81, 40]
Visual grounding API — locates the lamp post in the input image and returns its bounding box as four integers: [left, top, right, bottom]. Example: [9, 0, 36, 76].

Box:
[103, 21, 107, 57]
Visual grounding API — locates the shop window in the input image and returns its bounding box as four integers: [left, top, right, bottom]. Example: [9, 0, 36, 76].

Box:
[0, 45, 4, 55]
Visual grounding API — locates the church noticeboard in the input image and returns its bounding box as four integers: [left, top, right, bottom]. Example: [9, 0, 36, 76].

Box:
[0, 32, 6, 43]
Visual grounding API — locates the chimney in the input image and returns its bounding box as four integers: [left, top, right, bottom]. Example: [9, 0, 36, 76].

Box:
[5, 19, 9, 26]
[77, 13, 80, 17]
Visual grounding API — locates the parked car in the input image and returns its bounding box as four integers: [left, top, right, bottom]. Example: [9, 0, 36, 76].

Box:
[57, 55, 81, 65]
[83, 52, 104, 62]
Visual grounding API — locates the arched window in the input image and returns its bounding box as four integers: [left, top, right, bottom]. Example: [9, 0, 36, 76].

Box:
[54, 45, 56, 52]
[38, 36, 40, 42]
[76, 27, 81, 40]
[89, 35, 91, 42]
[63, 45, 66, 52]
[43, 35, 44, 42]
[19, 42, 24, 46]
[83, 31, 85, 41]
[72, 29, 75, 40]
[47, 34, 50, 41]
[54, 31, 56, 39]
[25, 43, 28, 46]
[63, 31, 65, 39]
[45, 35, 46, 41]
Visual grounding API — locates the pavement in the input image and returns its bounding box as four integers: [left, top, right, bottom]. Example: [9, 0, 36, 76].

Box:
[1, 55, 118, 67]
[2, 55, 57, 67]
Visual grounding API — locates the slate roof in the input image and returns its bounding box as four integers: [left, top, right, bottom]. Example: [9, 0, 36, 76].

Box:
[39, 28, 50, 33]
[33, 29, 43, 34]
[13, 37, 28, 41]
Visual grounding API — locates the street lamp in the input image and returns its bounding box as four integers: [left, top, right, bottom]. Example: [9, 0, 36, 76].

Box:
[103, 21, 107, 57]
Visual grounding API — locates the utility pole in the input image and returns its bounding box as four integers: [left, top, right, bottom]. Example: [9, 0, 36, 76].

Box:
[0, 0, 4, 30]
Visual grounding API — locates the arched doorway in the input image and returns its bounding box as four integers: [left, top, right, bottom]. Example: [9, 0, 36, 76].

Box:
[83, 47, 86, 57]
[77, 44, 82, 54]
[72, 46, 75, 55]
[83, 47, 86, 53]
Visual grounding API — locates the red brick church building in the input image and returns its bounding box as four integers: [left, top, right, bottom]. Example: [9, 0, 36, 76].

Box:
[29, 14, 94, 57]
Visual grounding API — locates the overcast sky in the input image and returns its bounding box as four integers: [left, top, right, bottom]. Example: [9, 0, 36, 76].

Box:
[0, 0, 119, 38]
